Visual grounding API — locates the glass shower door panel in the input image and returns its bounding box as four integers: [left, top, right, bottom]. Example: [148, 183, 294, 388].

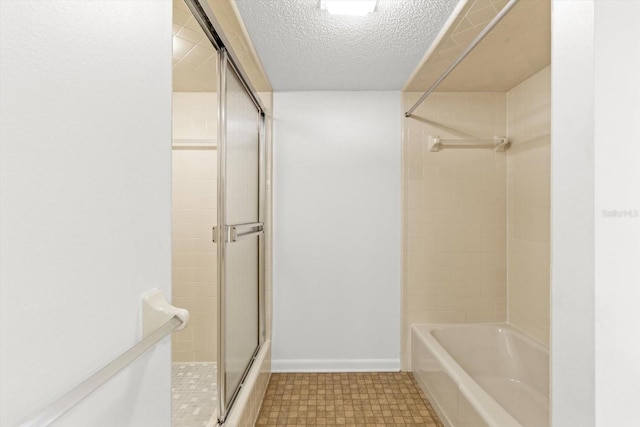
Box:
[223, 65, 260, 405]
[226, 73, 259, 224]
[224, 239, 258, 402]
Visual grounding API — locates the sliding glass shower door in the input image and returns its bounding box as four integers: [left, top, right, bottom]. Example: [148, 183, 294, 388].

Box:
[217, 48, 265, 420]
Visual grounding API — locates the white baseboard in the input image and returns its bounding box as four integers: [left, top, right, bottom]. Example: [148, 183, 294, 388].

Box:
[272, 358, 401, 373]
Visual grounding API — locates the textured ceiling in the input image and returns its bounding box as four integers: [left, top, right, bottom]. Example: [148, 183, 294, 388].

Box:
[233, 0, 462, 91]
[404, 0, 551, 92]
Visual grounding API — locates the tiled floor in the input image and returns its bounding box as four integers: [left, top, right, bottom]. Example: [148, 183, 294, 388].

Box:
[172, 362, 217, 427]
[255, 372, 443, 426]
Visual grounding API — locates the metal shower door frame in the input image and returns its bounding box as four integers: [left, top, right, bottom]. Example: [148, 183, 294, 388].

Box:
[216, 48, 266, 424]
[182, 0, 267, 423]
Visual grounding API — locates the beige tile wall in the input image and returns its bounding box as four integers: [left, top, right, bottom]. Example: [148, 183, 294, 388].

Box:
[172, 0, 218, 93]
[173, 92, 217, 140]
[171, 148, 218, 362]
[506, 66, 551, 345]
[401, 68, 552, 367]
[402, 92, 508, 368]
[404, 0, 550, 93]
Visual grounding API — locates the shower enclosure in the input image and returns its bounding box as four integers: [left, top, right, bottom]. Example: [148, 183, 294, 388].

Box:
[215, 47, 265, 418]
[172, 0, 266, 424]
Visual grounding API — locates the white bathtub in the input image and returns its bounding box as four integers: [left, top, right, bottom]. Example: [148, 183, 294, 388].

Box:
[411, 324, 549, 427]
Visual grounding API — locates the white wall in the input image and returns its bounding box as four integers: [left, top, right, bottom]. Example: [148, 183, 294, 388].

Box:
[594, 1, 640, 425]
[0, 1, 172, 426]
[552, 1, 640, 426]
[272, 92, 401, 371]
[551, 1, 595, 425]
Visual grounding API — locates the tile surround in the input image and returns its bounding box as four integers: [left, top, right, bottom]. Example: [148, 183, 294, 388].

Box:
[172, 147, 218, 363]
[173, 92, 218, 141]
[401, 69, 552, 367]
[507, 66, 551, 345]
[401, 91, 508, 368]
[171, 77, 219, 364]
[173, 0, 218, 92]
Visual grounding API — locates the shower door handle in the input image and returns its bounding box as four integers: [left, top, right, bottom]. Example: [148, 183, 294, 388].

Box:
[212, 223, 263, 243]
[229, 222, 263, 242]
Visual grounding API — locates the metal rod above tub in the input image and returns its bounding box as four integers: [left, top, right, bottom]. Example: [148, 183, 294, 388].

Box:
[404, 0, 520, 118]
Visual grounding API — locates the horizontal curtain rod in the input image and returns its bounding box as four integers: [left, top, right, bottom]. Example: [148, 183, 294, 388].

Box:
[405, 0, 520, 118]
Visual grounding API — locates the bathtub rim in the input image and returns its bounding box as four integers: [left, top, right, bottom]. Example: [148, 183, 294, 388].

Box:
[411, 322, 549, 427]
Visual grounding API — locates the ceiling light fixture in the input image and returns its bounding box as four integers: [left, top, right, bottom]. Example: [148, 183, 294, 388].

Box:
[320, 0, 377, 16]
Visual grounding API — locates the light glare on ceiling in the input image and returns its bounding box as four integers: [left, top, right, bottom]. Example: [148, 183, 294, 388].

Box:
[320, 0, 377, 16]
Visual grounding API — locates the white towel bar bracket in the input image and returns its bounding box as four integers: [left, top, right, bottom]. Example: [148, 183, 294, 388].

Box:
[428, 135, 510, 152]
[142, 289, 190, 337]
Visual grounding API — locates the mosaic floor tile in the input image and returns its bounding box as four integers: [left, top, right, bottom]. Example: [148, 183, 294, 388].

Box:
[255, 372, 443, 426]
[172, 362, 217, 427]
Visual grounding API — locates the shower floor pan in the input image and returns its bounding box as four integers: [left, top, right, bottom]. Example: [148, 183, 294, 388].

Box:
[172, 362, 217, 427]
